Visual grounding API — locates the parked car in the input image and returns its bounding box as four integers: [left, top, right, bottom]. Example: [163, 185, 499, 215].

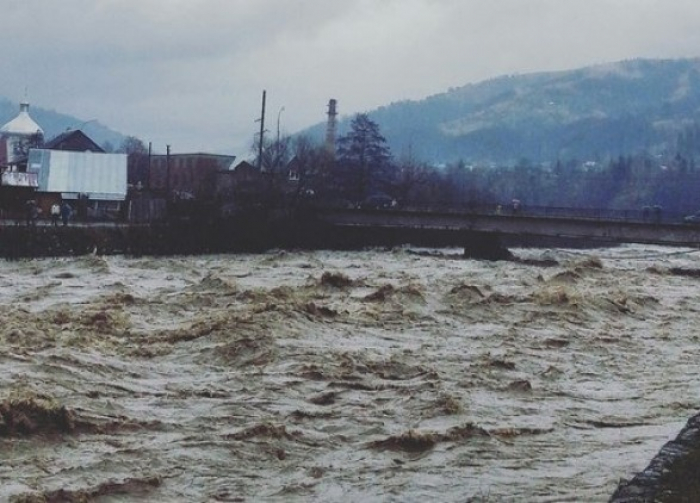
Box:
[360, 194, 396, 210]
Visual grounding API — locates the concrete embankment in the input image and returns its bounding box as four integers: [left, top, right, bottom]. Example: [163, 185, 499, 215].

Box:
[0, 222, 233, 258]
[0, 218, 513, 259]
[0, 217, 301, 258]
[610, 414, 700, 502]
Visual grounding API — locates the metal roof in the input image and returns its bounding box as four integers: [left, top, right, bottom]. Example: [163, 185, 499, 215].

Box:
[27, 149, 127, 201]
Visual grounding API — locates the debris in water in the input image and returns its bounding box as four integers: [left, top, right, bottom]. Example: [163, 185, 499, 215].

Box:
[304, 302, 338, 318]
[308, 466, 325, 478]
[369, 423, 490, 453]
[288, 410, 335, 422]
[515, 257, 559, 267]
[487, 358, 516, 370]
[443, 423, 490, 441]
[215, 335, 276, 366]
[309, 391, 340, 406]
[369, 429, 438, 453]
[429, 393, 463, 415]
[668, 267, 700, 278]
[548, 270, 582, 285]
[490, 426, 553, 438]
[533, 286, 575, 306]
[448, 283, 486, 300]
[320, 271, 354, 288]
[575, 256, 604, 270]
[13, 475, 162, 502]
[0, 395, 74, 436]
[226, 423, 299, 441]
[508, 379, 533, 392]
[364, 284, 395, 301]
[544, 338, 570, 348]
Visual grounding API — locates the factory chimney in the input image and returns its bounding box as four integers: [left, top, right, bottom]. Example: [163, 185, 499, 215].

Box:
[325, 99, 337, 154]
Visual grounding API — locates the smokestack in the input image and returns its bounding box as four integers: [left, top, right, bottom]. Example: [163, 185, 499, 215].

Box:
[325, 98, 337, 154]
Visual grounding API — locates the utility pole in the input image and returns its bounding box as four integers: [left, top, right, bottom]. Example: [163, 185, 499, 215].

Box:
[257, 90, 266, 172]
[147, 142, 152, 190]
[166, 144, 171, 199]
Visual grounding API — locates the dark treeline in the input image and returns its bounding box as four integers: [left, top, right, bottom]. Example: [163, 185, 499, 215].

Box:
[433, 154, 700, 216]
[257, 114, 700, 220]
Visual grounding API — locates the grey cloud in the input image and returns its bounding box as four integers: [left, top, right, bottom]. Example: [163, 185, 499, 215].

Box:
[1, 0, 699, 154]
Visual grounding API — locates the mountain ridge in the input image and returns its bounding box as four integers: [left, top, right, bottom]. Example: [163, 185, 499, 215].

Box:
[306, 57, 700, 165]
[0, 98, 126, 151]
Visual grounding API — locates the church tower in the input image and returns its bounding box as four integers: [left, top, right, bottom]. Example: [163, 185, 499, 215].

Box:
[0, 102, 44, 170]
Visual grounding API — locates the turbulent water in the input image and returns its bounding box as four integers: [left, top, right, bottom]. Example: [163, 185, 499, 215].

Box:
[1, 245, 699, 502]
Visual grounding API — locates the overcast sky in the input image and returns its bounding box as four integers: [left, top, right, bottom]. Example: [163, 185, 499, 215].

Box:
[2, 0, 700, 156]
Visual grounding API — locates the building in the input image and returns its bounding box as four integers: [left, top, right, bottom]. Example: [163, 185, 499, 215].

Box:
[0, 104, 129, 220]
[215, 160, 265, 212]
[125, 152, 236, 223]
[147, 153, 236, 200]
[215, 158, 313, 215]
[0, 102, 44, 217]
[43, 129, 105, 153]
[27, 148, 127, 219]
[0, 102, 44, 171]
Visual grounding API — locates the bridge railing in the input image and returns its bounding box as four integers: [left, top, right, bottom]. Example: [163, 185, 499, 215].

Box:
[322, 201, 689, 225]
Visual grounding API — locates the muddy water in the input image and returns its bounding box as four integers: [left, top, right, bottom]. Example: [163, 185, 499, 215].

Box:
[1, 245, 699, 502]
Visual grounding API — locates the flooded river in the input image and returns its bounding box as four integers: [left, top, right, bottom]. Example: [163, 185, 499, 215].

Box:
[1, 245, 699, 502]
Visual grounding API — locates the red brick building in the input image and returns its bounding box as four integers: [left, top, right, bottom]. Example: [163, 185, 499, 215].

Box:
[147, 153, 236, 200]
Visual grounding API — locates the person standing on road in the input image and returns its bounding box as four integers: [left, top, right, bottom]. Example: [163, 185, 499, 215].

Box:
[50, 203, 60, 226]
[25, 199, 39, 226]
[60, 201, 71, 226]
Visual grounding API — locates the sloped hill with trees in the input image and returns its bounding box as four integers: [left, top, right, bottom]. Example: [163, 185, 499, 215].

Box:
[306, 58, 700, 165]
[0, 98, 125, 151]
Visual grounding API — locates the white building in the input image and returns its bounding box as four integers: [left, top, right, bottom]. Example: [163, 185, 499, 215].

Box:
[0, 102, 44, 170]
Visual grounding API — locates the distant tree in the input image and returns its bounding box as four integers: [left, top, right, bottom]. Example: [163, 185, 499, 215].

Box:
[256, 134, 292, 208]
[336, 113, 392, 200]
[101, 140, 115, 153]
[391, 157, 434, 206]
[286, 135, 334, 206]
[248, 134, 330, 210]
[117, 136, 148, 155]
[117, 136, 149, 191]
[260, 135, 291, 174]
[337, 114, 391, 167]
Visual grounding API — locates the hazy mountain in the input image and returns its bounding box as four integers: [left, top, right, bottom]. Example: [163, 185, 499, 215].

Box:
[305, 58, 700, 165]
[0, 98, 126, 151]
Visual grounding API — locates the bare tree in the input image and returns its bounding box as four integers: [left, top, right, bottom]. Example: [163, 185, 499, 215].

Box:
[117, 136, 148, 155]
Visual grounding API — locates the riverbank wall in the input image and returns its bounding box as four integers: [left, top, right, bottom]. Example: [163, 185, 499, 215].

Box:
[0, 217, 313, 258]
[0, 218, 531, 259]
[610, 412, 700, 502]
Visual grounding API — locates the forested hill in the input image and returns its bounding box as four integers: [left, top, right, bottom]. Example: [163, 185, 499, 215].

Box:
[307, 58, 700, 165]
[0, 98, 125, 151]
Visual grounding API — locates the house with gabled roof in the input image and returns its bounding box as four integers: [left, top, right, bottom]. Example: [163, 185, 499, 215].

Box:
[43, 129, 105, 153]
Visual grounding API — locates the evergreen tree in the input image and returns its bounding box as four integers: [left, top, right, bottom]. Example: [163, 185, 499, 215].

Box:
[336, 114, 392, 200]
